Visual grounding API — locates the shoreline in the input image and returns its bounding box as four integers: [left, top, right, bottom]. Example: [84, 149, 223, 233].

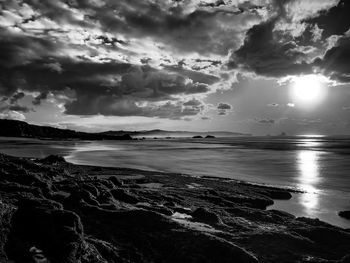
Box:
[1, 153, 350, 262]
[71, 160, 350, 229]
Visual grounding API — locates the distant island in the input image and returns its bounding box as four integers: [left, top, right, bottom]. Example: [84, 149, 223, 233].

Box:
[101, 129, 250, 138]
[192, 135, 216, 139]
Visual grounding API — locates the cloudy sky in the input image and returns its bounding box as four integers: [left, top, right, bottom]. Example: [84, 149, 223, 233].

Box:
[0, 0, 349, 135]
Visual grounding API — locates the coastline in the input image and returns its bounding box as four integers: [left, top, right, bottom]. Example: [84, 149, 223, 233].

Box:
[1, 153, 350, 262]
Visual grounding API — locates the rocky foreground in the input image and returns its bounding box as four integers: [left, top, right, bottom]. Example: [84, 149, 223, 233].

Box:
[0, 154, 350, 263]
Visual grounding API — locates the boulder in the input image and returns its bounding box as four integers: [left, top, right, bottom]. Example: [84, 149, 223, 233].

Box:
[192, 207, 222, 224]
[40, 155, 66, 164]
[110, 189, 139, 204]
[109, 176, 123, 187]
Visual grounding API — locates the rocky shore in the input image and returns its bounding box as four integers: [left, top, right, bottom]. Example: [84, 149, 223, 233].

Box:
[0, 153, 350, 263]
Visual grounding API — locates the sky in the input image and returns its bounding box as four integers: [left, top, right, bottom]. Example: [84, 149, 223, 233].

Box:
[0, 0, 350, 135]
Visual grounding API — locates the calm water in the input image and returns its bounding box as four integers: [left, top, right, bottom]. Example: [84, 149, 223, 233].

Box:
[1, 136, 350, 228]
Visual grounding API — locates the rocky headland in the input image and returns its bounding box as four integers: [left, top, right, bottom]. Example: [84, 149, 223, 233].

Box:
[0, 119, 132, 140]
[0, 153, 350, 263]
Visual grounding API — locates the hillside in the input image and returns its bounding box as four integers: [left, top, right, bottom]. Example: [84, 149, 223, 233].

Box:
[0, 119, 132, 140]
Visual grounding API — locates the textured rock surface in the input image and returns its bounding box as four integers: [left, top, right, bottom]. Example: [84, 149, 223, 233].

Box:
[0, 153, 350, 262]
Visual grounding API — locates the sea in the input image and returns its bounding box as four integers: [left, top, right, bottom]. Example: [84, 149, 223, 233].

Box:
[0, 135, 350, 228]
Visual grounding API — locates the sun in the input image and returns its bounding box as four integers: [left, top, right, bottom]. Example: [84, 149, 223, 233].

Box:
[290, 75, 327, 106]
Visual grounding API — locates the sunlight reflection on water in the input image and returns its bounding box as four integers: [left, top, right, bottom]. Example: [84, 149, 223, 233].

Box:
[297, 150, 321, 215]
[300, 138, 322, 148]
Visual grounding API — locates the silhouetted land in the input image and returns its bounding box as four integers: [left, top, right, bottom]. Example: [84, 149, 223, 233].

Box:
[1, 153, 350, 262]
[0, 119, 132, 140]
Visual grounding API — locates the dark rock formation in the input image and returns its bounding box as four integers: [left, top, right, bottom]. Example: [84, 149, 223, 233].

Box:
[40, 155, 66, 164]
[205, 135, 216, 138]
[192, 135, 203, 138]
[191, 207, 222, 224]
[0, 153, 350, 262]
[339, 211, 350, 220]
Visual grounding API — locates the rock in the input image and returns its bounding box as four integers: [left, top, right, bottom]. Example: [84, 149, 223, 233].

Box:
[66, 189, 100, 207]
[173, 234, 258, 263]
[40, 155, 66, 164]
[99, 179, 115, 189]
[339, 211, 350, 220]
[5, 198, 85, 263]
[1, 153, 350, 262]
[293, 225, 350, 249]
[109, 176, 123, 187]
[192, 135, 203, 138]
[205, 135, 216, 138]
[110, 188, 139, 204]
[223, 194, 274, 209]
[96, 189, 115, 205]
[192, 207, 222, 224]
[136, 203, 173, 216]
[17, 197, 63, 210]
[87, 237, 125, 262]
[0, 202, 16, 262]
[341, 254, 350, 263]
[257, 189, 292, 200]
[83, 183, 100, 197]
[0, 181, 43, 197]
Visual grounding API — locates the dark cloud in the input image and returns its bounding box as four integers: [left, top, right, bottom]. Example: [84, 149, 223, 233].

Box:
[0, 28, 60, 69]
[183, 98, 203, 107]
[306, 0, 350, 39]
[193, 59, 221, 66]
[0, 0, 257, 121]
[199, 0, 226, 8]
[0, 51, 211, 118]
[9, 92, 25, 104]
[1, 0, 349, 125]
[314, 36, 350, 82]
[0, 102, 30, 114]
[217, 102, 232, 115]
[49, 62, 209, 117]
[33, 91, 49, 106]
[140, 58, 152, 64]
[162, 64, 220, 85]
[96, 36, 128, 47]
[217, 103, 232, 110]
[233, 19, 312, 77]
[257, 118, 275, 124]
[16, 0, 93, 28]
[8, 105, 31, 113]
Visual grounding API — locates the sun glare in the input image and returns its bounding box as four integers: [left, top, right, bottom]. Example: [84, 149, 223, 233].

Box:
[290, 75, 327, 106]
